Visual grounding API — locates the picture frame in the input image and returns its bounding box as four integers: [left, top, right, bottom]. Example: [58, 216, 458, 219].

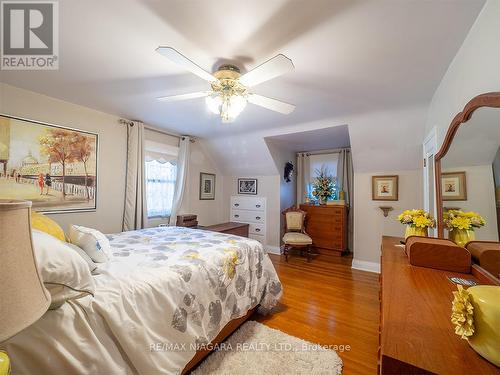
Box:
[238, 178, 258, 195]
[441, 171, 467, 201]
[372, 175, 398, 201]
[199, 172, 216, 200]
[0, 114, 98, 213]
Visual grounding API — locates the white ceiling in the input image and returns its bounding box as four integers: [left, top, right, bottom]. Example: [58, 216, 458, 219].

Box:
[0, 0, 485, 139]
[264, 125, 350, 152]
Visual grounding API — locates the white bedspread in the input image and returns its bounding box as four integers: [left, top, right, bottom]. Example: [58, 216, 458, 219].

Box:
[3, 227, 282, 374]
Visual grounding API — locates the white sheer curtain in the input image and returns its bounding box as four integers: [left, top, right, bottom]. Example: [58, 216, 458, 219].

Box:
[169, 136, 191, 225]
[296, 152, 310, 205]
[145, 158, 177, 218]
[337, 149, 354, 251]
[122, 121, 146, 231]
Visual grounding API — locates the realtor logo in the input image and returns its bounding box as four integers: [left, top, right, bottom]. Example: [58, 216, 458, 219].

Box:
[1, 1, 59, 70]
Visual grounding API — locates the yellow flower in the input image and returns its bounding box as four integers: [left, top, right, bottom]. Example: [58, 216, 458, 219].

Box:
[414, 216, 431, 228]
[451, 285, 475, 339]
[450, 216, 472, 230]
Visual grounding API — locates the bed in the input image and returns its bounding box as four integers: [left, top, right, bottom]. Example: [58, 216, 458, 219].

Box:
[3, 226, 283, 374]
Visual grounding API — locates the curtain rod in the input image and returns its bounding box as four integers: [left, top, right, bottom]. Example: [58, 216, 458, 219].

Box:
[118, 119, 195, 142]
[297, 147, 350, 156]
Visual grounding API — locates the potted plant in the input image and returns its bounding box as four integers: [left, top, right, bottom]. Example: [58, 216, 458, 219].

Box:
[444, 210, 485, 247]
[398, 209, 435, 239]
[311, 166, 334, 205]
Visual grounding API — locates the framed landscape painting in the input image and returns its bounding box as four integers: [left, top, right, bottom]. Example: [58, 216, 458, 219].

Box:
[441, 171, 467, 201]
[0, 114, 98, 213]
[372, 175, 398, 201]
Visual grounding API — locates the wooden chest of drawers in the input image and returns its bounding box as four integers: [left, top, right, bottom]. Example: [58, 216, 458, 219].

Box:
[299, 204, 347, 255]
[379, 236, 498, 374]
[203, 222, 249, 237]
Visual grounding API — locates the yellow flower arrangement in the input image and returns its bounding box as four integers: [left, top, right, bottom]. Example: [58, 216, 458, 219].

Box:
[451, 285, 475, 339]
[444, 210, 486, 231]
[397, 209, 435, 228]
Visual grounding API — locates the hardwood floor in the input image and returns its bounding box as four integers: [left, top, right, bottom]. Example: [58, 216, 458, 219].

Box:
[254, 252, 380, 375]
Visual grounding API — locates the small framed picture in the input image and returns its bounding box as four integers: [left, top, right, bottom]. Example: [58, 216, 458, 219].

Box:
[238, 178, 258, 195]
[372, 175, 399, 201]
[199, 172, 216, 200]
[442, 172, 467, 201]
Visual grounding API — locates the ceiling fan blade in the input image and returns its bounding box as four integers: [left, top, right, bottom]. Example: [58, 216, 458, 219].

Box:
[157, 91, 209, 102]
[248, 94, 295, 114]
[156, 46, 216, 82]
[239, 54, 294, 87]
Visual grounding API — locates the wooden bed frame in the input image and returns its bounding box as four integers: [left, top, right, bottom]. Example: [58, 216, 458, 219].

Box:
[181, 307, 257, 374]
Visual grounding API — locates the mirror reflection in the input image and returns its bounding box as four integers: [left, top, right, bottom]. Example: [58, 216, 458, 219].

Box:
[441, 107, 500, 243]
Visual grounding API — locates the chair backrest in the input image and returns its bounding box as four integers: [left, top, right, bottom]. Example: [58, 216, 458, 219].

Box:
[283, 207, 306, 232]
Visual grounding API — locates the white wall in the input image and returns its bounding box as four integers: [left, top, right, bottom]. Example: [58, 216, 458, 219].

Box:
[180, 140, 226, 226]
[354, 169, 423, 264]
[0, 83, 127, 234]
[442, 165, 498, 241]
[426, 0, 500, 148]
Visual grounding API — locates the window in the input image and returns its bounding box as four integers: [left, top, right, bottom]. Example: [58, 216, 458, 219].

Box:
[308, 153, 339, 201]
[145, 159, 177, 218]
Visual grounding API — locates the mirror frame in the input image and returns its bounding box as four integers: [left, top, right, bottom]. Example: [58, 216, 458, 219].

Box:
[435, 92, 500, 237]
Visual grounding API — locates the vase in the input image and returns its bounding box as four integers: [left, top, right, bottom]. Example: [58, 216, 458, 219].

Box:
[318, 197, 327, 205]
[448, 229, 475, 247]
[467, 286, 500, 367]
[404, 226, 428, 239]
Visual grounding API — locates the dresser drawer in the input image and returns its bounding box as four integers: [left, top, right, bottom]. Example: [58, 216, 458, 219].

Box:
[249, 223, 266, 235]
[249, 233, 266, 245]
[231, 196, 266, 211]
[230, 209, 265, 224]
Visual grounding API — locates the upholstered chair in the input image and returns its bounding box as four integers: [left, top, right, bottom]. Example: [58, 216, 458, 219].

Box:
[282, 207, 313, 262]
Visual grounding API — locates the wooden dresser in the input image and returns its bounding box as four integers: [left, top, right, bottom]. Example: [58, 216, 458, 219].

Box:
[299, 204, 347, 255]
[379, 236, 498, 374]
[203, 222, 249, 237]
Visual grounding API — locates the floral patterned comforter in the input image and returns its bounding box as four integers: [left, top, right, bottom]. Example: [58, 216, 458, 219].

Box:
[3, 226, 282, 375]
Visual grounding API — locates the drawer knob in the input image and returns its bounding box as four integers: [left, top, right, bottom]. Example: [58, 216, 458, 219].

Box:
[256, 204, 261, 208]
[234, 214, 239, 218]
[234, 203, 240, 207]
[255, 228, 261, 232]
[256, 216, 261, 220]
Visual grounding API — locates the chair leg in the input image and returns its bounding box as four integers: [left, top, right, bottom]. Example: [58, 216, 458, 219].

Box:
[307, 244, 312, 262]
[284, 244, 289, 262]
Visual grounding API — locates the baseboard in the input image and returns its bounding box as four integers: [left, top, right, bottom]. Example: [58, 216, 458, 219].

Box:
[266, 246, 281, 255]
[352, 259, 380, 273]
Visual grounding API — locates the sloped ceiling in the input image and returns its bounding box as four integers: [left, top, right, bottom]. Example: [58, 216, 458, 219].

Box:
[0, 0, 484, 137]
[0, 0, 485, 173]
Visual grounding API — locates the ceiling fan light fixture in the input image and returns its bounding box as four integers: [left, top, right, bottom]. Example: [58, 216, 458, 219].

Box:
[205, 94, 221, 115]
[157, 47, 295, 121]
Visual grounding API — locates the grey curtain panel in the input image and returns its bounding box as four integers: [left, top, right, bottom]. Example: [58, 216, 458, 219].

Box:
[296, 152, 310, 205]
[122, 121, 146, 231]
[169, 136, 191, 225]
[337, 149, 354, 251]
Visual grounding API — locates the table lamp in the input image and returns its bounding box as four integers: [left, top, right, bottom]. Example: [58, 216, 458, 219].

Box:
[0, 200, 51, 374]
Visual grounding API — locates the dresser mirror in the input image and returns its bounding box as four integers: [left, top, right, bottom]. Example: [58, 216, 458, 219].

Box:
[435, 93, 500, 283]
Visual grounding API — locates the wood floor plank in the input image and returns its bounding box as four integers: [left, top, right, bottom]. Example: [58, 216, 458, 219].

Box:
[254, 253, 380, 375]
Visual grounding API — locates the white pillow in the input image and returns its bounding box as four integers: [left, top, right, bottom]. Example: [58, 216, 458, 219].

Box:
[69, 225, 111, 263]
[32, 230, 95, 309]
[66, 242, 98, 273]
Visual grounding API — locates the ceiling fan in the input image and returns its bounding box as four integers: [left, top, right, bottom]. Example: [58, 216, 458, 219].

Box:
[156, 47, 296, 123]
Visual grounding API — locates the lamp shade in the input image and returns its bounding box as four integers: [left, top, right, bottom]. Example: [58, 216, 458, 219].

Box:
[0, 200, 50, 342]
